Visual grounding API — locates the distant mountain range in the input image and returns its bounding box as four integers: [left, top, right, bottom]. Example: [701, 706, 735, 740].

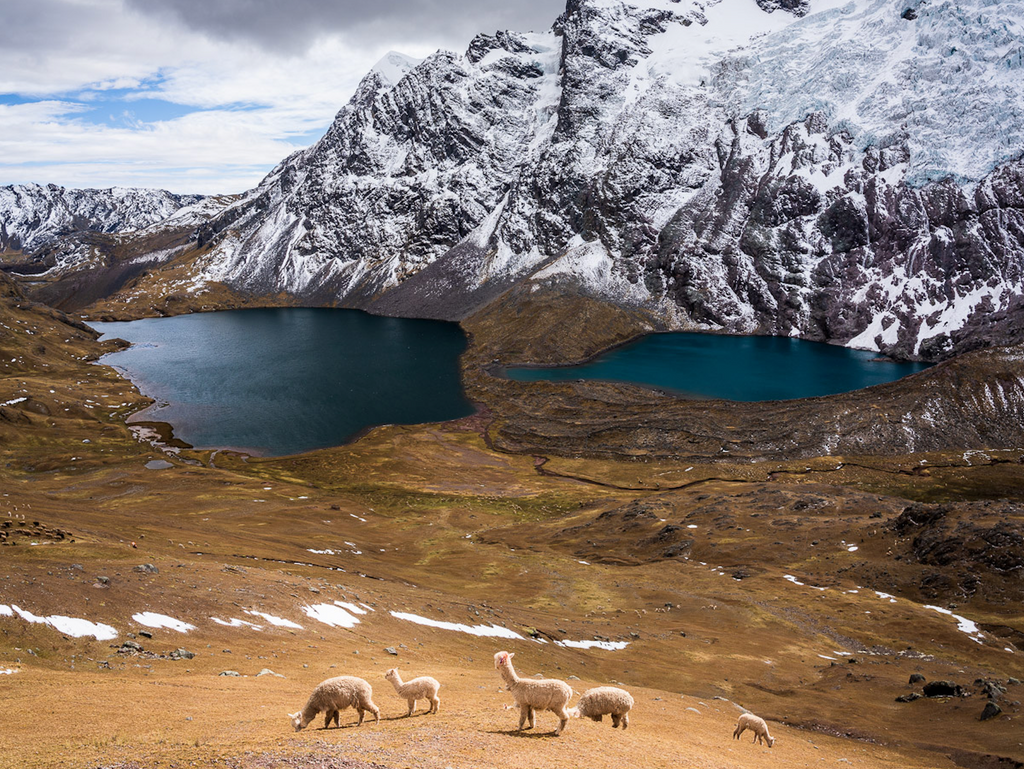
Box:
[3, 0, 1023, 361]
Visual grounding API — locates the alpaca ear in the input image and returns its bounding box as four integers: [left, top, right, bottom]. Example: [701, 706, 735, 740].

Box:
[508, 652, 515, 660]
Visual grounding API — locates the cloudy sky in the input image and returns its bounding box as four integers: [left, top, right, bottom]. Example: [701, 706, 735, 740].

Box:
[1, 0, 560, 196]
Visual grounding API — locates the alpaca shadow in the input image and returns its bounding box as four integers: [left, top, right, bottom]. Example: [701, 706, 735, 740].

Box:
[486, 728, 563, 739]
[318, 718, 382, 730]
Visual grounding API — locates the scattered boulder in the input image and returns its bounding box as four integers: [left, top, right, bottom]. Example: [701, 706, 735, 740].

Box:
[118, 640, 144, 654]
[133, 564, 159, 574]
[980, 701, 1002, 721]
[909, 673, 926, 684]
[139, 630, 153, 639]
[170, 648, 195, 660]
[257, 669, 284, 678]
[976, 678, 1007, 699]
[219, 670, 241, 677]
[896, 692, 922, 703]
[384, 647, 398, 656]
[923, 680, 966, 698]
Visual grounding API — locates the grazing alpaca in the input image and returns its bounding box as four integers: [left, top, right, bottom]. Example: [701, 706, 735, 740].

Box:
[289, 675, 380, 731]
[569, 686, 634, 729]
[733, 712, 774, 747]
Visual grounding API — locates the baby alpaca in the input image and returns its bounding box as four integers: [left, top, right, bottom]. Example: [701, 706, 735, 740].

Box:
[289, 675, 380, 731]
[569, 686, 634, 729]
[494, 650, 573, 735]
[733, 712, 775, 747]
[384, 668, 441, 716]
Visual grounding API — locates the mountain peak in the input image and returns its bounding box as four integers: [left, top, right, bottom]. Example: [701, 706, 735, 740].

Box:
[370, 50, 423, 86]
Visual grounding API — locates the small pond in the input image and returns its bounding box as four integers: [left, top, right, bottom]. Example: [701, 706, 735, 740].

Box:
[505, 332, 930, 401]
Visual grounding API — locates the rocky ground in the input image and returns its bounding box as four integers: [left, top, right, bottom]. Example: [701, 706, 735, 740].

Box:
[2, 272, 1023, 769]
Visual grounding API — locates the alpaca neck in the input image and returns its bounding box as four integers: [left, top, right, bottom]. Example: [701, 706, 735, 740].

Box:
[301, 704, 319, 727]
[498, 663, 520, 688]
[389, 673, 404, 690]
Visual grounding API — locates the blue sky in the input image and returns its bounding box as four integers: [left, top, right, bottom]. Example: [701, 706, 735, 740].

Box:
[1, 0, 559, 195]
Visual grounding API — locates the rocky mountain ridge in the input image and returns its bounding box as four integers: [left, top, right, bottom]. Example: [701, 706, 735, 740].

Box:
[3, 0, 1024, 362]
[0, 183, 203, 257]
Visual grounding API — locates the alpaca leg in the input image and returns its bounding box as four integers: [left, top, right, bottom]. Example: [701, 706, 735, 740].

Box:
[527, 706, 536, 729]
[621, 712, 629, 729]
[407, 698, 415, 716]
[356, 707, 365, 725]
[518, 705, 529, 731]
[430, 695, 440, 714]
[555, 706, 570, 735]
[612, 714, 621, 728]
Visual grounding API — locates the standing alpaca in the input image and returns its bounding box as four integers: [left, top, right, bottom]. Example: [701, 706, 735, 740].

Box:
[289, 675, 380, 731]
[384, 668, 441, 716]
[493, 650, 573, 735]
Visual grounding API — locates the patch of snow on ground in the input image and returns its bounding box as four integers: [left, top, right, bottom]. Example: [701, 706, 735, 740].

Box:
[245, 610, 303, 629]
[390, 611, 525, 640]
[783, 574, 827, 591]
[132, 612, 196, 633]
[4, 604, 118, 640]
[211, 617, 263, 630]
[1, 397, 27, 407]
[555, 639, 630, 651]
[924, 605, 985, 644]
[334, 601, 367, 615]
[303, 603, 361, 629]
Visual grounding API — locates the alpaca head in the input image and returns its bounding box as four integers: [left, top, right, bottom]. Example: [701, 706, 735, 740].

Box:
[494, 651, 514, 669]
[568, 706, 581, 719]
[289, 711, 306, 732]
[767, 735, 775, 748]
[384, 668, 398, 682]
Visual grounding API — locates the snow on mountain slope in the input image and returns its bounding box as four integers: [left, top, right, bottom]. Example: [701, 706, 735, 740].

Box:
[0, 184, 204, 255]
[181, 0, 1023, 360]
[6, 0, 1022, 362]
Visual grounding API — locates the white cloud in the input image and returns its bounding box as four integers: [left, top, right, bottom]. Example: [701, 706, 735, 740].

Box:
[0, 0, 561, 194]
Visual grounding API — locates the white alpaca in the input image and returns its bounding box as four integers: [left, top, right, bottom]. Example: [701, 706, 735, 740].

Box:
[569, 686, 634, 729]
[733, 712, 774, 747]
[289, 675, 380, 731]
[494, 650, 573, 735]
[384, 668, 441, 716]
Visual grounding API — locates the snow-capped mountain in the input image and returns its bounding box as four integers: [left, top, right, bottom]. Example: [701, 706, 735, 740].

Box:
[179, 0, 1022, 360]
[0, 184, 204, 255]
[7, 0, 1024, 361]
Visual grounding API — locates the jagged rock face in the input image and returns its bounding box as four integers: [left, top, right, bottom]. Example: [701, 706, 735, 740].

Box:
[0, 184, 203, 255]
[648, 116, 1024, 359]
[183, 0, 1024, 361]
[6, 0, 1024, 363]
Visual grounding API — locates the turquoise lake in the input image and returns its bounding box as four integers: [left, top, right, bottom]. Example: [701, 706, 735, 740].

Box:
[92, 308, 475, 457]
[506, 332, 930, 401]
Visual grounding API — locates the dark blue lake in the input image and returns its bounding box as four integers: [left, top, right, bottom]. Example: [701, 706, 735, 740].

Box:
[92, 309, 474, 457]
[506, 333, 930, 401]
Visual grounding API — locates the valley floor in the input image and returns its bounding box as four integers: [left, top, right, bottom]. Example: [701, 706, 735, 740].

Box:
[1, 284, 1023, 769]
